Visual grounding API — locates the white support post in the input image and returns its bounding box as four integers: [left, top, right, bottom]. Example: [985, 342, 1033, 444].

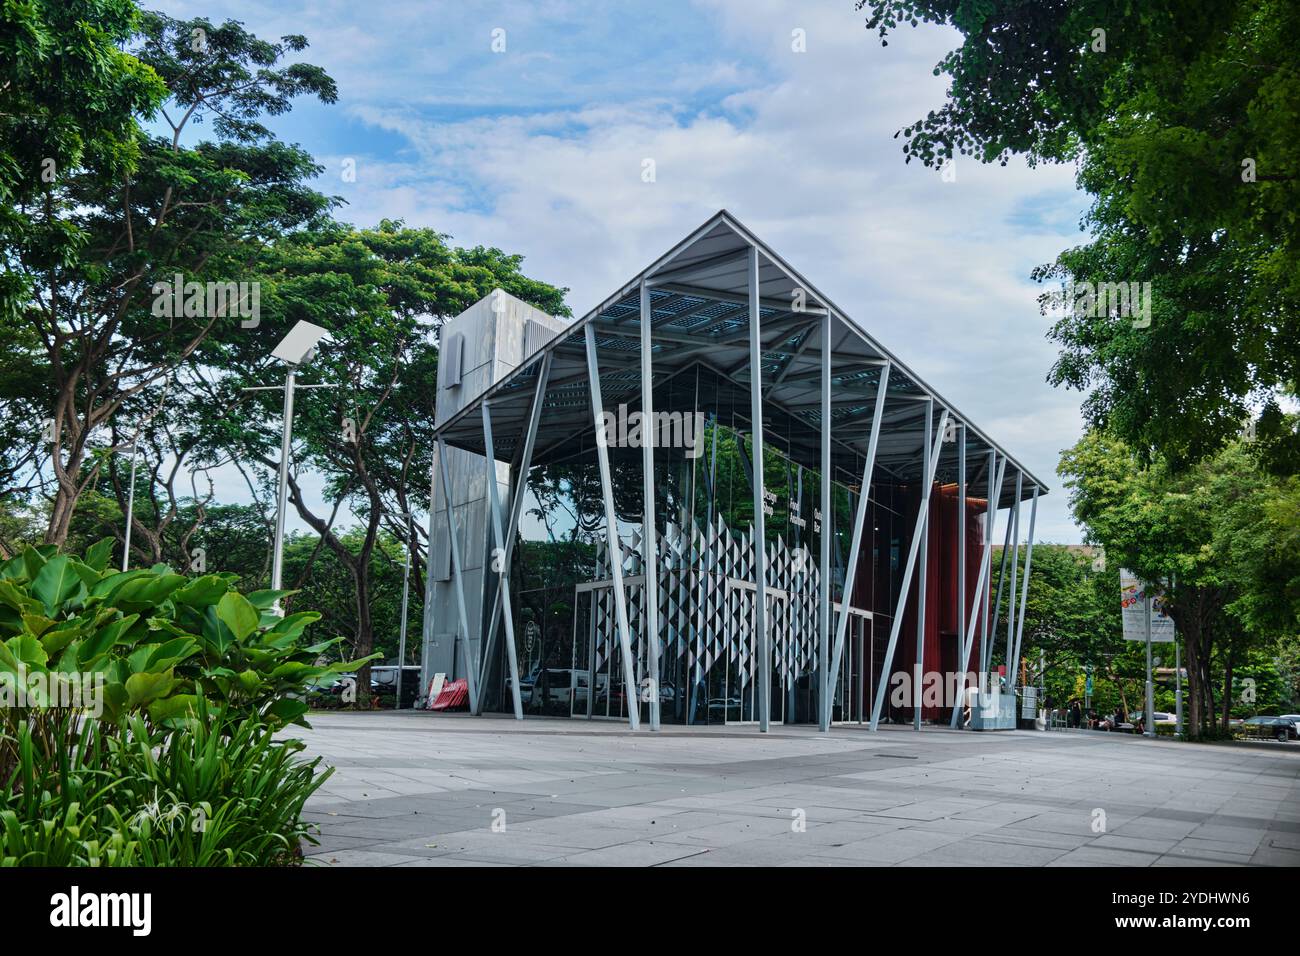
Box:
[640, 280, 662, 731]
[419, 451, 440, 699]
[437, 436, 480, 713]
[1003, 471, 1024, 679]
[586, 323, 640, 731]
[987, 479, 1015, 677]
[818, 312, 832, 731]
[957, 425, 966, 678]
[868, 409, 950, 731]
[478, 353, 552, 709]
[1009, 486, 1039, 692]
[915, 399, 933, 731]
[747, 245, 770, 733]
[826, 361, 891, 727]
[270, 366, 297, 591]
[950, 454, 1006, 727]
[482, 403, 524, 720]
[980, 449, 996, 677]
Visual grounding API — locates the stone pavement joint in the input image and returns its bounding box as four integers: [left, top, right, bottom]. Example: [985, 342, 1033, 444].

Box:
[291, 712, 1300, 867]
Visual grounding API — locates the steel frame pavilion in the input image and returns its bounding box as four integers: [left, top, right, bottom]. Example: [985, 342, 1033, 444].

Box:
[428, 210, 1047, 733]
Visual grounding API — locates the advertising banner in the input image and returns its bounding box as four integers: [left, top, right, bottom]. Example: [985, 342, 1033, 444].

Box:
[1120, 568, 1175, 642]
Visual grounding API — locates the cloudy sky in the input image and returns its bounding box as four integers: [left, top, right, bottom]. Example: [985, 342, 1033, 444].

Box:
[156, 0, 1091, 541]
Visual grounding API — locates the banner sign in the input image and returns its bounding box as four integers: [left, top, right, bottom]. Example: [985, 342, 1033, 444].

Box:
[1120, 568, 1175, 643]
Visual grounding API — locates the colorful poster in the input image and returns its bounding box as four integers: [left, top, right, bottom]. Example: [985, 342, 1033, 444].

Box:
[1120, 568, 1175, 643]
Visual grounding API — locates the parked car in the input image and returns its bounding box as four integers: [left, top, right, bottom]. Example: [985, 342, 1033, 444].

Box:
[369, 665, 422, 707]
[506, 669, 538, 706]
[1129, 710, 1176, 732]
[1241, 715, 1298, 742]
[531, 668, 583, 709]
[707, 697, 742, 722]
[310, 672, 356, 696]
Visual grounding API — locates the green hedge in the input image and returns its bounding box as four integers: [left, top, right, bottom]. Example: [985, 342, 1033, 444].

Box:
[0, 701, 330, 866]
[0, 542, 370, 866]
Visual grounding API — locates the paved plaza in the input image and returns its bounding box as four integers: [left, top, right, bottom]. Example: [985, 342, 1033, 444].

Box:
[293, 712, 1300, 867]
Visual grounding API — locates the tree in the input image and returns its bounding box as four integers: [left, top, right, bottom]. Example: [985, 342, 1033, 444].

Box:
[0, 0, 165, 315]
[3, 11, 337, 546]
[1057, 429, 1299, 736]
[186, 220, 568, 700]
[0, 0, 166, 504]
[988, 544, 1137, 712]
[858, 0, 1300, 466]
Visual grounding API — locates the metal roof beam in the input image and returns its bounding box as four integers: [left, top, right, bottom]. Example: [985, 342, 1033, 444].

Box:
[645, 246, 752, 287]
[653, 281, 828, 315]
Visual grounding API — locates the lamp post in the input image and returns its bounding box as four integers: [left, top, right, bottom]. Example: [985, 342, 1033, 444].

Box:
[245, 321, 332, 597]
[120, 440, 139, 573]
[116, 390, 170, 572]
[393, 510, 417, 709]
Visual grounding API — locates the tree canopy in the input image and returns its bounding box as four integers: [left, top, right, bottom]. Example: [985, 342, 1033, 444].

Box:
[859, 0, 1300, 466]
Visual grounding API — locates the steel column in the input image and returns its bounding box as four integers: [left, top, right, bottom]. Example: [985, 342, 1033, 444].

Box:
[437, 436, 480, 713]
[818, 312, 832, 731]
[826, 362, 892, 727]
[957, 425, 966, 677]
[868, 410, 949, 732]
[987, 480, 1015, 677]
[586, 323, 641, 731]
[1002, 471, 1024, 678]
[747, 245, 770, 732]
[477, 352, 551, 712]
[482, 403, 524, 719]
[639, 280, 662, 730]
[915, 399, 933, 731]
[1009, 486, 1039, 691]
[950, 454, 1006, 727]
[980, 449, 996, 677]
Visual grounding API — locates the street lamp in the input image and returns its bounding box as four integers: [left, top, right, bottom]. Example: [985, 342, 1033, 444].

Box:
[118, 440, 140, 573]
[247, 321, 332, 594]
[392, 510, 419, 709]
[113, 386, 171, 572]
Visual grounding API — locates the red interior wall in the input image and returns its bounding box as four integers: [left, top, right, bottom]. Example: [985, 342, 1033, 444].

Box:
[870, 483, 987, 723]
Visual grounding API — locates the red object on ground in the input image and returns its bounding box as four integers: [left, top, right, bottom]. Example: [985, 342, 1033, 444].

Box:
[429, 678, 468, 711]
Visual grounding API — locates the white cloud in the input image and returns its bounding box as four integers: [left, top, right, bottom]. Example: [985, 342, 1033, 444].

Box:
[154, 0, 1092, 541]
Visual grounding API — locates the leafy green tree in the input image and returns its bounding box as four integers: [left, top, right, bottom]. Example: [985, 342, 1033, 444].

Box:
[989, 545, 1133, 710]
[1058, 429, 1298, 736]
[3, 11, 337, 547]
[180, 220, 568, 698]
[0, 0, 165, 315]
[281, 528, 420, 669]
[859, 0, 1300, 466]
[0, 0, 166, 506]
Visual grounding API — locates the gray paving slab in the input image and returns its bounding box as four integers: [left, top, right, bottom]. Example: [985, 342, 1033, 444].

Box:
[287, 712, 1300, 867]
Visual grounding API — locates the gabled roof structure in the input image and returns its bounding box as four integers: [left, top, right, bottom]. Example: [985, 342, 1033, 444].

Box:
[433, 209, 1047, 508]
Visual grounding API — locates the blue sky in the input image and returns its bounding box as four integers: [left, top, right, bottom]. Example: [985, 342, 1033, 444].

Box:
[155, 0, 1092, 542]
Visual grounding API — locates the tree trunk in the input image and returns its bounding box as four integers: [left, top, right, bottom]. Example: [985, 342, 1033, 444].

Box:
[1179, 609, 1204, 739]
[45, 477, 79, 547]
[352, 561, 375, 705]
[1220, 647, 1235, 731]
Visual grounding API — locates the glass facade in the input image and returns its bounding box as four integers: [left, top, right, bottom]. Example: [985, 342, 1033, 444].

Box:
[480, 364, 912, 725]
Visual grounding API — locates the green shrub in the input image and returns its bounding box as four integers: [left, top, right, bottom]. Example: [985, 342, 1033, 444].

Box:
[0, 541, 374, 780]
[0, 542, 358, 866]
[0, 700, 330, 866]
